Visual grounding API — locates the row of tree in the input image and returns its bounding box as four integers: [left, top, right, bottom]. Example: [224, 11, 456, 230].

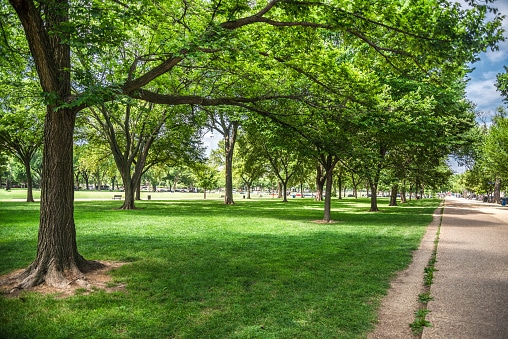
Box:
[1, 113, 452, 204]
[452, 65, 508, 201]
[0, 0, 504, 289]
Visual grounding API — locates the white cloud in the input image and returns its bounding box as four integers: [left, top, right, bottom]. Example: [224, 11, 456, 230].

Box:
[201, 131, 220, 156]
[466, 77, 504, 112]
[464, 0, 508, 113]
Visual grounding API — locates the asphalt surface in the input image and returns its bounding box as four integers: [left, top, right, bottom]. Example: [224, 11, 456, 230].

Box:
[369, 196, 508, 339]
[423, 196, 508, 338]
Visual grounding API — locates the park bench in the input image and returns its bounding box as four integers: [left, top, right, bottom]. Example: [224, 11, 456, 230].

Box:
[113, 195, 122, 200]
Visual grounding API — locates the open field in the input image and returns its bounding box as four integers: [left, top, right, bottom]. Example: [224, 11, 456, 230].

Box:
[0, 196, 439, 338]
[0, 188, 281, 201]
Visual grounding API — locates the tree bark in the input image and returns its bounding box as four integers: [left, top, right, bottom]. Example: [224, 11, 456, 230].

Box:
[369, 180, 379, 212]
[9, 0, 104, 288]
[494, 177, 501, 204]
[16, 107, 102, 289]
[322, 155, 339, 222]
[223, 121, 238, 205]
[368, 147, 385, 212]
[351, 173, 358, 198]
[22, 155, 35, 202]
[400, 181, 407, 203]
[246, 183, 252, 199]
[337, 171, 342, 199]
[389, 184, 398, 206]
[323, 165, 334, 222]
[315, 164, 325, 201]
[119, 171, 136, 209]
[281, 180, 289, 202]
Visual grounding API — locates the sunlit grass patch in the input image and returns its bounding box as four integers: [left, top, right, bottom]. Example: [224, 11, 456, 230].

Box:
[0, 197, 439, 338]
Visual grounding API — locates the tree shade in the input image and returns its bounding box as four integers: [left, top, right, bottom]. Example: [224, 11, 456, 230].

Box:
[2, 0, 504, 288]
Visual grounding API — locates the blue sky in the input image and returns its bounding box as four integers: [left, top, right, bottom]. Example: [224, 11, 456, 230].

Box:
[464, 0, 508, 118]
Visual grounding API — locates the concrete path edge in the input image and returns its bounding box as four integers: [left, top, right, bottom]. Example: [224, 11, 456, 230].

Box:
[368, 203, 443, 338]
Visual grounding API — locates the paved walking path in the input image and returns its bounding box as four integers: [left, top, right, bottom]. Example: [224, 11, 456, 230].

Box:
[423, 196, 508, 338]
[369, 204, 442, 339]
[369, 196, 508, 338]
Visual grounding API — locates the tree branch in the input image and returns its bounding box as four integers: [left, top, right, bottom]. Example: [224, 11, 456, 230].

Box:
[129, 89, 300, 106]
[122, 55, 185, 94]
[9, 0, 59, 93]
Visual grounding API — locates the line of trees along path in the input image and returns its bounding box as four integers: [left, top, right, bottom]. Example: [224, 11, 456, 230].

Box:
[2, 0, 504, 289]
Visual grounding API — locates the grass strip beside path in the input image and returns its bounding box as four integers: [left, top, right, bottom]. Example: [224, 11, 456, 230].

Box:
[0, 198, 439, 338]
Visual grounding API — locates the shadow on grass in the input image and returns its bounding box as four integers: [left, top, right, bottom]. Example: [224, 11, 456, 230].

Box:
[88, 198, 439, 227]
[1, 230, 422, 338]
[0, 198, 439, 338]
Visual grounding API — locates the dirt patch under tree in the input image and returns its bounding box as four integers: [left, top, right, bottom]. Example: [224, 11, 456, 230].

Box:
[0, 261, 128, 299]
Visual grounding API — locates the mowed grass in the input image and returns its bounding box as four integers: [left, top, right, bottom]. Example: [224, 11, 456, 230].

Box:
[0, 188, 223, 201]
[0, 197, 440, 339]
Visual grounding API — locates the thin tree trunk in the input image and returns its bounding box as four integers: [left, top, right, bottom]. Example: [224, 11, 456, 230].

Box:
[281, 180, 288, 202]
[389, 184, 398, 206]
[369, 180, 379, 212]
[23, 156, 35, 202]
[494, 177, 501, 204]
[352, 174, 358, 198]
[323, 167, 334, 222]
[223, 121, 238, 205]
[84, 172, 90, 190]
[224, 146, 235, 204]
[135, 183, 141, 200]
[75, 171, 80, 191]
[322, 155, 339, 222]
[400, 181, 407, 203]
[246, 183, 251, 199]
[337, 172, 342, 199]
[315, 164, 325, 201]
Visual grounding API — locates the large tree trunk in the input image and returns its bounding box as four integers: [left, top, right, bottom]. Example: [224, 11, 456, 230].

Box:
[16, 107, 101, 289]
[10, 0, 103, 289]
[121, 176, 137, 210]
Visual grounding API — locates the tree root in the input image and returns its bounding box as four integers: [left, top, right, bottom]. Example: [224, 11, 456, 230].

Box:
[7, 259, 106, 292]
[1, 260, 123, 298]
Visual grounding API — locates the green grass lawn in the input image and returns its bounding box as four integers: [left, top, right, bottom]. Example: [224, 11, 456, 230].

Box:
[0, 188, 223, 201]
[0, 197, 439, 339]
